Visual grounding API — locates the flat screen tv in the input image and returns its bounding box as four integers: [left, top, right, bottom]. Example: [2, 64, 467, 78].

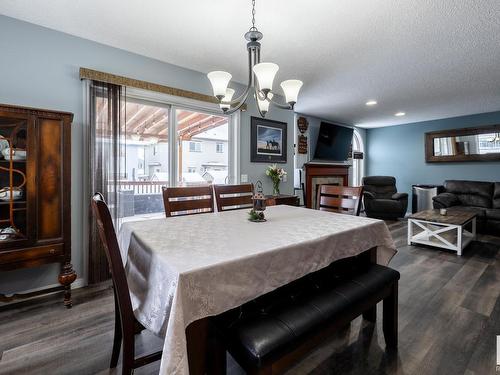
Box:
[313, 122, 353, 162]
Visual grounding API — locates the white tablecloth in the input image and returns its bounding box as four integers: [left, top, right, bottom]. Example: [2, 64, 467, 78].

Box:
[118, 205, 396, 375]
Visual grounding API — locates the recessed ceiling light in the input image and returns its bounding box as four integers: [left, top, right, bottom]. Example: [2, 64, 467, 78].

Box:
[365, 100, 377, 106]
[395, 112, 406, 117]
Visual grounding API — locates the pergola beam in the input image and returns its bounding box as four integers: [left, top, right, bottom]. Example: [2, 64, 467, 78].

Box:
[179, 116, 226, 133]
[96, 103, 227, 142]
[177, 111, 198, 124]
[95, 130, 168, 142]
[125, 105, 147, 126]
[180, 118, 228, 140]
[131, 108, 166, 133]
[142, 116, 168, 133]
[177, 113, 208, 130]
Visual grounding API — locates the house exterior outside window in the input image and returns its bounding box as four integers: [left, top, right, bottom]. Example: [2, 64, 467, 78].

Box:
[216, 143, 224, 153]
[189, 141, 202, 152]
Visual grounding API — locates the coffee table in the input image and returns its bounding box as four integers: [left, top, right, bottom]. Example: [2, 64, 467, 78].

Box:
[407, 209, 476, 255]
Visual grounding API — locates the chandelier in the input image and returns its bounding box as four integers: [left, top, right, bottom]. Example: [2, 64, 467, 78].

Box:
[207, 0, 303, 117]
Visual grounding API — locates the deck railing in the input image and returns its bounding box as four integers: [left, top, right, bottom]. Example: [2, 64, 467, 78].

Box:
[117, 180, 167, 195]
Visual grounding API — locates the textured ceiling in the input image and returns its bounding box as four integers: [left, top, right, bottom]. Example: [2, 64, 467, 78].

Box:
[1, 0, 500, 128]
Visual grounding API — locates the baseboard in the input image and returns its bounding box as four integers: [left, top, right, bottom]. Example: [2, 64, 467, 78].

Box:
[0, 278, 86, 307]
[17, 277, 86, 293]
[72, 278, 87, 289]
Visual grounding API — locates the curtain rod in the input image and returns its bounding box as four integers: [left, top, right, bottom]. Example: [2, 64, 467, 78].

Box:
[80, 67, 226, 106]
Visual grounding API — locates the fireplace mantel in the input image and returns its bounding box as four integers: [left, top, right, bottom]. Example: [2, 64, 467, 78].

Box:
[303, 162, 350, 208]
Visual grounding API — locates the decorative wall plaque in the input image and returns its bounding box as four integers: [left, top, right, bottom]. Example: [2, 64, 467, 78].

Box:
[298, 135, 308, 154]
[297, 116, 309, 134]
[297, 116, 309, 154]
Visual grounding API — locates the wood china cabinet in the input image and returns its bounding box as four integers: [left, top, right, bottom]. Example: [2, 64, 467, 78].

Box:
[0, 104, 76, 307]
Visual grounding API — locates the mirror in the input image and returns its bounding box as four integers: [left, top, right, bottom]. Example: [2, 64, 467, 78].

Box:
[425, 124, 500, 162]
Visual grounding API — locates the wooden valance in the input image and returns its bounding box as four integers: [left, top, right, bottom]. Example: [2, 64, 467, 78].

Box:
[80, 67, 222, 105]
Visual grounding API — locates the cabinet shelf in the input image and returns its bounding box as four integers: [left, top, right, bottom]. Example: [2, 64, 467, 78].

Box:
[0, 234, 28, 244]
[0, 200, 26, 205]
[0, 159, 26, 163]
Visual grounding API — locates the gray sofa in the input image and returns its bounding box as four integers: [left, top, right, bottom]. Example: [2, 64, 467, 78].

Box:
[432, 180, 500, 235]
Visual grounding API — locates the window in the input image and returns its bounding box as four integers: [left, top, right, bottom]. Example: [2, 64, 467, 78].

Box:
[92, 96, 170, 221]
[178, 109, 229, 185]
[352, 130, 364, 186]
[90, 86, 237, 225]
[478, 133, 500, 154]
[189, 141, 202, 152]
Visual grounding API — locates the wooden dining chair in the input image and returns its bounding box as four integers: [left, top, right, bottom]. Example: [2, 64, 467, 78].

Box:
[214, 183, 254, 212]
[91, 193, 162, 375]
[162, 185, 214, 217]
[316, 185, 364, 216]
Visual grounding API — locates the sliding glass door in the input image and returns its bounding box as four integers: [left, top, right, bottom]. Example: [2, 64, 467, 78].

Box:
[92, 93, 234, 223]
[120, 99, 170, 219]
[176, 108, 229, 186]
[88, 83, 237, 283]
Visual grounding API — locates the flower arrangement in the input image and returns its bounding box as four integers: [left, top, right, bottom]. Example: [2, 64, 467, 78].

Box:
[266, 164, 287, 196]
[248, 209, 266, 222]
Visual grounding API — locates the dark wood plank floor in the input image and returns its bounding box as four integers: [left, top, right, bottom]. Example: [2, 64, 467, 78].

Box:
[0, 220, 498, 375]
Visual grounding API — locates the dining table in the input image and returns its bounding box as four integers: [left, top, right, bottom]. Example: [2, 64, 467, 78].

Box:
[118, 204, 396, 375]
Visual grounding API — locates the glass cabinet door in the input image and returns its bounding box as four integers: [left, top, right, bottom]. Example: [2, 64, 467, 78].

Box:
[0, 116, 29, 246]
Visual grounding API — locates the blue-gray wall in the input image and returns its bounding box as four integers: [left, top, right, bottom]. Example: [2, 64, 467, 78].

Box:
[367, 111, 500, 211]
[0, 15, 293, 294]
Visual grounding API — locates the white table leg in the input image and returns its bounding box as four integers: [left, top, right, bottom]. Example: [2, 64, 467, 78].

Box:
[457, 225, 462, 256]
[407, 219, 413, 245]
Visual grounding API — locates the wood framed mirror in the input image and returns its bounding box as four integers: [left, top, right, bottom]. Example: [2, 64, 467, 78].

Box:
[425, 124, 500, 163]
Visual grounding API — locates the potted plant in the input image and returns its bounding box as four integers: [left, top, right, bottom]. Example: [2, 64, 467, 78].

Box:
[266, 164, 287, 196]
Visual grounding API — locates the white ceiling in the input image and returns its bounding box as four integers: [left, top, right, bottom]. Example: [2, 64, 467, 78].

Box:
[1, 0, 500, 128]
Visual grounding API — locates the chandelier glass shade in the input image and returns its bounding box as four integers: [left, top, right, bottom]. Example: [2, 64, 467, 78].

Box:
[207, 71, 233, 99]
[253, 62, 279, 93]
[219, 88, 236, 111]
[280, 79, 304, 105]
[256, 92, 273, 114]
[207, 0, 303, 117]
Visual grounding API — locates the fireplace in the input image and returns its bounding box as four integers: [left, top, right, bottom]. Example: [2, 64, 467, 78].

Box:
[303, 163, 350, 208]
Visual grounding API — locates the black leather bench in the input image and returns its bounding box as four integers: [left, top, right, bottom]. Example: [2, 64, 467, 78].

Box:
[210, 255, 400, 375]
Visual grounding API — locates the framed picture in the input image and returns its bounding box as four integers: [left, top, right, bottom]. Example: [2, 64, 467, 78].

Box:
[250, 117, 287, 163]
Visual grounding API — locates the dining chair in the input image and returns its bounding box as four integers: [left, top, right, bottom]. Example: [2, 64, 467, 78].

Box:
[91, 193, 162, 375]
[316, 185, 364, 216]
[214, 183, 254, 212]
[162, 185, 215, 217]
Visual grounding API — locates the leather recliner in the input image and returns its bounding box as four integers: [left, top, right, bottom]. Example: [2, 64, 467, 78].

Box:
[433, 180, 500, 235]
[362, 176, 408, 220]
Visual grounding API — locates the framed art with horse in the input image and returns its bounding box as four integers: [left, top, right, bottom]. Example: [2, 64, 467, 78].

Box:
[250, 116, 288, 163]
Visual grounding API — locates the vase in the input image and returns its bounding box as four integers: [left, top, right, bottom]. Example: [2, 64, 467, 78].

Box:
[272, 179, 280, 196]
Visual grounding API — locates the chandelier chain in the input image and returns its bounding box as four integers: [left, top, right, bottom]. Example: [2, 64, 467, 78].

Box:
[206, 0, 302, 116]
[250, 0, 257, 31]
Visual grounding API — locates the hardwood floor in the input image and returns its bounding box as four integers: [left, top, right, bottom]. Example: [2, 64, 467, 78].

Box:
[0, 220, 498, 375]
